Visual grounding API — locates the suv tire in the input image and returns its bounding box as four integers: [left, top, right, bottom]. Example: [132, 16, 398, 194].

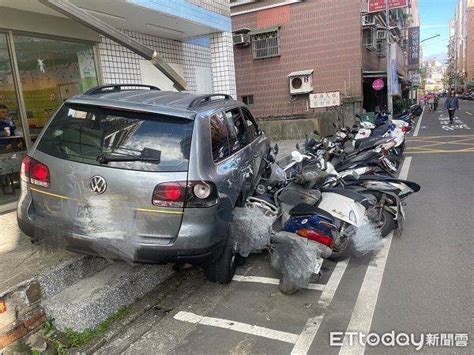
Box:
[203, 227, 239, 284]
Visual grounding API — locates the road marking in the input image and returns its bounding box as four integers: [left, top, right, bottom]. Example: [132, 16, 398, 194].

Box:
[291, 259, 349, 355]
[338, 157, 412, 355]
[466, 112, 472, 115]
[174, 311, 299, 344]
[413, 109, 424, 136]
[232, 275, 325, 291]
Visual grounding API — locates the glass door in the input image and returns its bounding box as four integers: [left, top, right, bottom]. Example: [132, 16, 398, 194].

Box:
[13, 34, 99, 136]
[0, 32, 25, 209]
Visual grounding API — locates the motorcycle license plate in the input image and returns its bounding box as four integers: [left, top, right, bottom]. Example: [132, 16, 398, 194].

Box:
[314, 256, 323, 274]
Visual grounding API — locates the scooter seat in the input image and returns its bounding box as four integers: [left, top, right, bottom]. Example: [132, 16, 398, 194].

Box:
[289, 203, 334, 221]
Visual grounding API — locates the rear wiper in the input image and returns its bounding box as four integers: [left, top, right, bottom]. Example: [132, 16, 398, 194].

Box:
[96, 148, 161, 164]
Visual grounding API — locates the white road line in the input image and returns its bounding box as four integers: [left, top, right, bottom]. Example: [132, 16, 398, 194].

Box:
[174, 311, 300, 344]
[413, 109, 424, 136]
[338, 157, 412, 355]
[466, 111, 472, 115]
[233, 275, 325, 291]
[291, 259, 350, 355]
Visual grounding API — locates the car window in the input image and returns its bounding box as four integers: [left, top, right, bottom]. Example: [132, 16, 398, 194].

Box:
[241, 108, 258, 142]
[223, 107, 249, 153]
[209, 112, 230, 162]
[36, 104, 194, 172]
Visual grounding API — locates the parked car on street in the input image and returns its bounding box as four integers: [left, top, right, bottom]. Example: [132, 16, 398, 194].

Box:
[17, 84, 270, 283]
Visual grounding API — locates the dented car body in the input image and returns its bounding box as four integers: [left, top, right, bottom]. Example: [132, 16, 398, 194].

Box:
[17, 85, 270, 275]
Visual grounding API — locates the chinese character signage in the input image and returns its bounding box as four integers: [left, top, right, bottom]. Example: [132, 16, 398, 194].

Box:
[368, 0, 408, 13]
[309, 92, 341, 108]
[408, 27, 420, 67]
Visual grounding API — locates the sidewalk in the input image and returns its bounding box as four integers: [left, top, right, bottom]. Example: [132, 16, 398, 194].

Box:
[0, 211, 73, 294]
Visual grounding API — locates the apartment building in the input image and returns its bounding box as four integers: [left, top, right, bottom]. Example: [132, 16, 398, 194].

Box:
[230, 0, 420, 128]
[448, 0, 474, 89]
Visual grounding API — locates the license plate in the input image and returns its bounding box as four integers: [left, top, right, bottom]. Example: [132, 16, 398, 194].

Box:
[314, 256, 323, 274]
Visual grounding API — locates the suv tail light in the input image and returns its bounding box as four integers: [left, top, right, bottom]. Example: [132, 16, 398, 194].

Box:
[21, 156, 50, 188]
[152, 181, 218, 208]
[297, 228, 334, 247]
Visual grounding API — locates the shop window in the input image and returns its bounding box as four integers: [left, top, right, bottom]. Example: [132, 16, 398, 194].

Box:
[13, 35, 98, 133]
[250, 27, 281, 59]
[242, 95, 254, 106]
[0, 33, 24, 206]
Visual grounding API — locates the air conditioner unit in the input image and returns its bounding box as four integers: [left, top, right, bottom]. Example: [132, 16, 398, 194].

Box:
[363, 29, 377, 51]
[288, 70, 314, 95]
[362, 14, 375, 27]
[376, 30, 387, 41]
[232, 33, 249, 46]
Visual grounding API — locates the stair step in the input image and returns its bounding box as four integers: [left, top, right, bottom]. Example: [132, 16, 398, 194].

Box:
[37, 255, 112, 299]
[42, 262, 174, 332]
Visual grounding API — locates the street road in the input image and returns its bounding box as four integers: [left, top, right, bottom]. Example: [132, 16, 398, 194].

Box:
[2, 100, 473, 354]
[90, 100, 472, 354]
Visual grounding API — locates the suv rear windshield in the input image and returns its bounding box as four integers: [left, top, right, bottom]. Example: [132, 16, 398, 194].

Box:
[36, 104, 194, 172]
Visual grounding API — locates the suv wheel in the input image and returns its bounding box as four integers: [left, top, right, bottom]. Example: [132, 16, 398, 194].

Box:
[203, 227, 239, 284]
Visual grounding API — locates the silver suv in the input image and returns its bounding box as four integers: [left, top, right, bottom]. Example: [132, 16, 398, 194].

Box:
[17, 84, 270, 283]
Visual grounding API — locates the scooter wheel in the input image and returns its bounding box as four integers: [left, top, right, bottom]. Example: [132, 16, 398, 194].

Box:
[329, 236, 354, 261]
[379, 210, 396, 238]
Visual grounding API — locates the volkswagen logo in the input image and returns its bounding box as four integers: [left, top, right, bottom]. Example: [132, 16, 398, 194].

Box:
[89, 176, 107, 194]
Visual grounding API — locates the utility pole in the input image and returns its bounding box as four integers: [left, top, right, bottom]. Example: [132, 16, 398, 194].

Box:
[385, 0, 393, 115]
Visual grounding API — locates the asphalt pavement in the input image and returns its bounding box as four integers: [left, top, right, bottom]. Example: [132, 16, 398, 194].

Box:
[89, 99, 473, 354]
[3, 100, 472, 354]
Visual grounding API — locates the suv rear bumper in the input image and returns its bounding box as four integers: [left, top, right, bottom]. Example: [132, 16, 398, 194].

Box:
[17, 216, 225, 264]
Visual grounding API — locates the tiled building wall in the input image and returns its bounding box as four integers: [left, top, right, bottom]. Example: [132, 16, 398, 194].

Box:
[466, 6, 474, 81]
[98, 30, 211, 92]
[210, 32, 237, 98]
[187, 0, 231, 16]
[232, 0, 363, 119]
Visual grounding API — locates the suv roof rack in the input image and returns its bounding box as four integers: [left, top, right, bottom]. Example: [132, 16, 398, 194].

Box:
[187, 94, 232, 110]
[84, 84, 160, 95]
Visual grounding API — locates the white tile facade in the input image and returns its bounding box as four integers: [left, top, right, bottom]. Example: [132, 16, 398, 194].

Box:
[98, 30, 212, 93]
[210, 32, 237, 98]
[186, 0, 231, 16]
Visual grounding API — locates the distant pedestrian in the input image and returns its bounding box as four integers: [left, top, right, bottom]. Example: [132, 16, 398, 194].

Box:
[445, 89, 459, 124]
[427, 94, 435, 112]
[433, 94, 439, 111]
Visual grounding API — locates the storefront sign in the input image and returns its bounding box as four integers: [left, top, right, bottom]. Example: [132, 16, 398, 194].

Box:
[368, 0, 408, 13]
[372, 79, 385, 91]
[408, 27, 420, 68]
[309, 92, 341, 108]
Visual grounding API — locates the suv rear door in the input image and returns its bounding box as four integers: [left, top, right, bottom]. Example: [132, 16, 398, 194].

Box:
[28, 104, 193, 246]
[221, 107, 255, 201]
[240, 107, 269, 189]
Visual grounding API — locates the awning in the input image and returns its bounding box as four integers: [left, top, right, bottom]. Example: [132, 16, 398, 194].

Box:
[288, 69, 314, 77]
[363, 71, 404, 80]
[248, 26, 280, 36]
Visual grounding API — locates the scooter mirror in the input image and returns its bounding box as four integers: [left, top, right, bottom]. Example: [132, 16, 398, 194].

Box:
[355, 113, 361, 118]
[313, 130, 321, 136]
[291, 150, 304, 163]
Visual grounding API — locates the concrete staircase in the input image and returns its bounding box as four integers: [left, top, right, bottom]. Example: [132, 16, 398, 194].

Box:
[41, 260, 174, 332]
[1, 254, 174, 350]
